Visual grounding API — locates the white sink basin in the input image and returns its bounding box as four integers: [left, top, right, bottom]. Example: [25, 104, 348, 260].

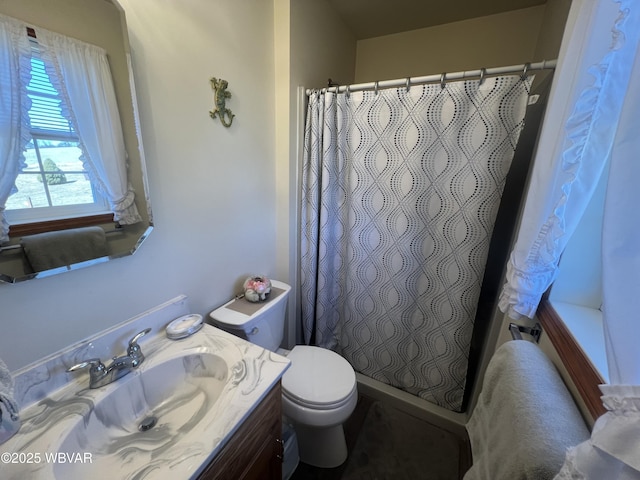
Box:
[61, 353, 226, 449]
[55, 353, 228, 477]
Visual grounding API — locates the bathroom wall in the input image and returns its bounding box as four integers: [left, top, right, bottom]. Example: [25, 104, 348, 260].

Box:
[533, 0, 574, 62]
[354, 6, 546, 83]
[0, 0, 355, 372]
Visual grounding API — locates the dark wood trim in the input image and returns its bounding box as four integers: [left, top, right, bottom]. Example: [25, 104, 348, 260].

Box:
[198, 382, 282, 480]
[537, 299, 606, 419]
[9, 214, 115, 237]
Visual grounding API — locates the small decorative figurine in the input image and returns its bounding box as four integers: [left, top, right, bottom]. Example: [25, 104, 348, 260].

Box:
[243, 276, 271, 302]
[209, 77, 235, 127]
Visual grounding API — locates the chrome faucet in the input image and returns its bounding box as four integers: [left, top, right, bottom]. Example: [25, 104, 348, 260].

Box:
[67, 328, 151, 389]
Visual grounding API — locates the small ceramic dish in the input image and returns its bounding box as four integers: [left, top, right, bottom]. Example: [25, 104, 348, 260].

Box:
[166, 313, 204, 340]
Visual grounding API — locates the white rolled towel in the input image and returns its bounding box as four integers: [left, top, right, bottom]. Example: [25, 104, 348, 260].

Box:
[464, 340, 590, 480]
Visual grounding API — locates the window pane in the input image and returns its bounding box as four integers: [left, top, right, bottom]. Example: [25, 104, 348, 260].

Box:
[8, 173, 48, 209]
[6, 140, 96, 210]
[48, 173, 95, 206]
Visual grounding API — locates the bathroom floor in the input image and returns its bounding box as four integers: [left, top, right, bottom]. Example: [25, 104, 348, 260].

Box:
[290, 395, 472, 480]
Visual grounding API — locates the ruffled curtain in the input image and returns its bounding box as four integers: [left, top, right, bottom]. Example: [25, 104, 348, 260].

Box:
[0, 15, 31, 243]
[498, 0, 640, 477]
[36, 28, 140, 225]
[0, 14, 140, 238]
[498, 0, 624, 319]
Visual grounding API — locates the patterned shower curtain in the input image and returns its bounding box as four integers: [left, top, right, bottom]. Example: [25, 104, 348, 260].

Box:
[300, 76, 532, 412]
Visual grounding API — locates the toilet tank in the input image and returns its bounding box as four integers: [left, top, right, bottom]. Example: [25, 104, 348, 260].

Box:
[209, 280, 291, 351]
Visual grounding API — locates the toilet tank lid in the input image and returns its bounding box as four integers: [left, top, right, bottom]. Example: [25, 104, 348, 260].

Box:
[209, 280, 291, 327]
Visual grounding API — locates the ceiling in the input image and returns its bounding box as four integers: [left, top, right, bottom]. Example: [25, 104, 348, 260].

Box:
[326, 0, 548, 40]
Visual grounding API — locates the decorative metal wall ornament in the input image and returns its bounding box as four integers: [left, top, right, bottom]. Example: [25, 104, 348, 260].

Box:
[209, 77, 235, 127]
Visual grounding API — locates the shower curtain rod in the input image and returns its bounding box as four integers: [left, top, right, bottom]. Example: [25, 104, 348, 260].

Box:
[306, 59, 557, 95]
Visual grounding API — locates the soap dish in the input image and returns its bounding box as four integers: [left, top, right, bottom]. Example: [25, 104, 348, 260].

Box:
[166, 314, 204, 340]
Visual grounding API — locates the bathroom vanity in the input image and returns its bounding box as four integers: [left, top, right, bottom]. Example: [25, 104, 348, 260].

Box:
[0, 296, 290, 479]
[198, 381, 283, 479]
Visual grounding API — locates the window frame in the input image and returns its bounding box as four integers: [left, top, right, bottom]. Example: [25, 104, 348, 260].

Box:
[537, 298, 606, 419]
[8, 213, 115, 237]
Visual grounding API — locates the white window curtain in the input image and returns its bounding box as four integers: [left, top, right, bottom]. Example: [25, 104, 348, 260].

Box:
[36, 28, 141, 225]
[0, 14, 140, 244]
[498, 0, 640, 478]
[0, 16, 31, 243]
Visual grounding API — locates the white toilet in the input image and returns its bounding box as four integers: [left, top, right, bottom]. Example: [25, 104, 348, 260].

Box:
[209, 280, 358, 469]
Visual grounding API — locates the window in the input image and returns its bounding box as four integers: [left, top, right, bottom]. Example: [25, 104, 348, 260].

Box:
[1, 15, 138, 246]
[4, 39, 109, 226]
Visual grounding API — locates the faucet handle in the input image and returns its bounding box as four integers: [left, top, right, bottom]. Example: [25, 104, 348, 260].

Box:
[129, 328, 151, 347]
[127, 328, 151, 367]
[67, 358, 106, 374]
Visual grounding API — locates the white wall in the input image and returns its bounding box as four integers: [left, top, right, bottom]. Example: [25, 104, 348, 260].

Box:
[354, 6, 546, 83]
[290, 0, 356, 90]
[0, 0, 279, 371]
[533, 0, 573, 61]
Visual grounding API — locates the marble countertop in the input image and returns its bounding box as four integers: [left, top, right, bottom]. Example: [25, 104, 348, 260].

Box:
[0, 321, 290, 479]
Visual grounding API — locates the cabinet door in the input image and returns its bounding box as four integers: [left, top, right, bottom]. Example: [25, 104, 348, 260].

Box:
[198, 382, 283, 480]
[239, 433, 282, 480]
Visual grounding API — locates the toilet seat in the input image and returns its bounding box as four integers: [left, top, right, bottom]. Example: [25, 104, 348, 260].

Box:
[282, 346, 356, 411]
[283, 384, 357, 410]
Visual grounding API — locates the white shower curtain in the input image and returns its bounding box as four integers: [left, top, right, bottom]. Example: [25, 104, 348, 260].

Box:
[301, 77, 532, 412]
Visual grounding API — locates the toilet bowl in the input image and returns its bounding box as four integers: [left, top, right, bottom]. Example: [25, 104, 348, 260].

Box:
[209, 280, 358, 469]
[281, 345, 357, 467]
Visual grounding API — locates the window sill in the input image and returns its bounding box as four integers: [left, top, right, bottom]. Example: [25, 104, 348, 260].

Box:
[548, 301, 608, 383]
[537, 299, 607, 419]
[9, 213, 115, 237]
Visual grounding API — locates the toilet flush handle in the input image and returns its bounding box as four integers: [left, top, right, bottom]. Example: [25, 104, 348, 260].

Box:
[249, 327, 259, 336]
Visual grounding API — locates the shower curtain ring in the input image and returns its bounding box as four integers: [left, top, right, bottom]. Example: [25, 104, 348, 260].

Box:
[479, 68, 486, 86]
[346, 85, 351, 98]
[374, 81, 379, 95]
[406, 77, 411, 92]
[440, 72, 446, 89]
[521, 62, 530, 80]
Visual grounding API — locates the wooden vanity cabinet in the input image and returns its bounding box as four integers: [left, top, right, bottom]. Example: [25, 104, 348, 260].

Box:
[197, 381, 283, 480]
